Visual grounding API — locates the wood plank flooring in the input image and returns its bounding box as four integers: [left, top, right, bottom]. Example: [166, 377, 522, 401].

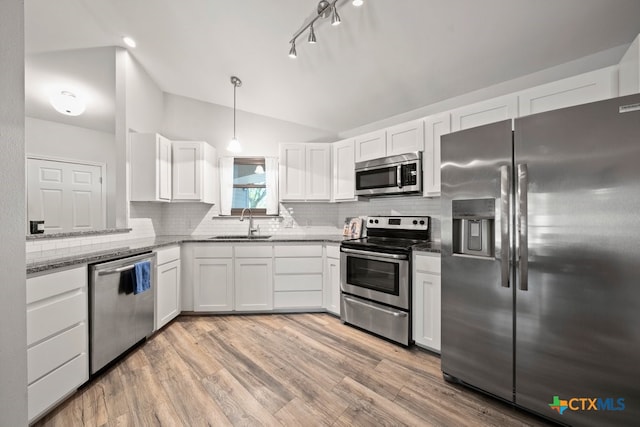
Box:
[34, 314, 554, 426]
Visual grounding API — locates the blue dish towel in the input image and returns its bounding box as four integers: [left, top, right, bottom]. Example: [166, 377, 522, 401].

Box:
[133, 261, 151, 295]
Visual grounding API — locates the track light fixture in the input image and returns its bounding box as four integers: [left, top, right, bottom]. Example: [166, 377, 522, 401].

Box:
[289, 0, 364, 58]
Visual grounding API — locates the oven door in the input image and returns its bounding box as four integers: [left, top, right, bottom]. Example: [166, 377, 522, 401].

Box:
[340, 248, 409, 310]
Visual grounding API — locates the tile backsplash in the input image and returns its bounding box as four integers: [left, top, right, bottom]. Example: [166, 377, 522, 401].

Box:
[26, 195, 441, 253]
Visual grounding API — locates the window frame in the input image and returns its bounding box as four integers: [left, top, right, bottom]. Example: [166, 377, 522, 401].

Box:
[230, 157, 268, 216]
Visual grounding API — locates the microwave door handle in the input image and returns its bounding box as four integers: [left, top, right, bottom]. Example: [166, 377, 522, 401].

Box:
[396, 165, 402, 188]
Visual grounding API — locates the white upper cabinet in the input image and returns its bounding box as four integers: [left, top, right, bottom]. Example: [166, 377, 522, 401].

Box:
[386, 119, 425, 156]
[332, 139, 356, 202]
[130, 133, 172, 202]
[619, 33, 640, 96]
[451, 94, 518, 132]
[354, 130, 387, 162]
[518, 66, 618, 116]
[423, 113, 451, 197]
[279, 143, 331, 201]
[172, 141, 218, 204]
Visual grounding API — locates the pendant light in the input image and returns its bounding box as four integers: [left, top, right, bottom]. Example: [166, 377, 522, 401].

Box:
[227, 76, 242, 153]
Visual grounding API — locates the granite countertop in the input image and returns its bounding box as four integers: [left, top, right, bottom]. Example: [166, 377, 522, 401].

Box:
[26, 234, 351, 274]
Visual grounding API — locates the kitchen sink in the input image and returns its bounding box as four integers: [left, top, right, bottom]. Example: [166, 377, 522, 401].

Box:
[209, 235, 272, 240]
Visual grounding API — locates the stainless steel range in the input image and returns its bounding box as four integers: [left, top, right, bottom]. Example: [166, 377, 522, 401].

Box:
[340, 215, 430, 346]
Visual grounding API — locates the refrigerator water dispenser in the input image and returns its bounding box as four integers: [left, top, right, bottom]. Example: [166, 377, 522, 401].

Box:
[452, 199, 495, 257]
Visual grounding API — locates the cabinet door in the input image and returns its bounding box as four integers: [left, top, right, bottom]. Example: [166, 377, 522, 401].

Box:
[332, 139, 356, 202]
[354, 130, 386, 162]
[235, 258, 273, 311]
[325, 256, 340, 316]
[518, 66, 617, 116]
[279, 143, 306, 200]
[413, 271, 441, 352]
[158, 135, 173, 200]
[386, 120, 424, 156]
[305, 144, 331, 200]
[193, 257, 233, 312]
[451, 94, 517, 132]
[156, 259, 181, 329]
[423, 113, 451, 197]
[172, 142, 202, 200]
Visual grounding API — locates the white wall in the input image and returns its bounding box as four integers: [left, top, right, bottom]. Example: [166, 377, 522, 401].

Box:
[341, 44, 628, 138]
[116, 49, 165, 234]
[161, 93, 337, 157]
[25, 117, 117, 227]
[0, 0, 28, 424]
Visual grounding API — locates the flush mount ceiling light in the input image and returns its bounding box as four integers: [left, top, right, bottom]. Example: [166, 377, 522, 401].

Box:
[288, 0, 364, 58]
[50, 90, 86, 116]
[227, 76, 242, 153]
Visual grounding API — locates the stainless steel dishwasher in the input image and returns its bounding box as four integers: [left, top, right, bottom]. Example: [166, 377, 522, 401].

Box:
[89, 252, 156, 375]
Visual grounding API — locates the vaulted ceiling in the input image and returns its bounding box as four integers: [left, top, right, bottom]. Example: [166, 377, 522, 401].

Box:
[25, 0, 640, 134]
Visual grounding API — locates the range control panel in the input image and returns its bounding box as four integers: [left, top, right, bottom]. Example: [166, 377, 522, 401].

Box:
[366, 216, 430, 231]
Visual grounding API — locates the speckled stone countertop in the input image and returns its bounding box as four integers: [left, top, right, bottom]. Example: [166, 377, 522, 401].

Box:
[412, 242, 441, 254]
[26, 234, 351, 274]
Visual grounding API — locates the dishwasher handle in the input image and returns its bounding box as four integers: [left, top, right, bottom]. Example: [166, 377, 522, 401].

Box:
[98, 264, 138, 275]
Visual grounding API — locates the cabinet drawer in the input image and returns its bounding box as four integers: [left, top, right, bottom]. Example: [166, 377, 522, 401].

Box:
[28, 353, 88, 422]
[275, 257, 323, 274]
[274, 274, 323, 291]
[274, 291, 323, 309]
[326, 244, 340, 259]
[235, 245, 273, 258]
[194, 245, 233, 258]
[414, 254, 441, 274]
[27, 266, 87, 304]
[27, 290, 87, 346]
[28, 322, 87, 384]
[156, 245, 180, 265]
[274, 245, 322, 257]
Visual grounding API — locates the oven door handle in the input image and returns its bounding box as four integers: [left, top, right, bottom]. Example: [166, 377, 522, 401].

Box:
[340, 247, 408, 260]
[343, 296, 408, 318]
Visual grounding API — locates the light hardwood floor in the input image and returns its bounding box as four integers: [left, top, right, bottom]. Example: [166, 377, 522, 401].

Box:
[34, 314, 553, 426]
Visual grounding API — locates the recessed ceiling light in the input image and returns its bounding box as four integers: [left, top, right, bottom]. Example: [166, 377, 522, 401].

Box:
[123, 36, 137, 48]
[50, 91, 86, 116]
[352, 0, 364, 6]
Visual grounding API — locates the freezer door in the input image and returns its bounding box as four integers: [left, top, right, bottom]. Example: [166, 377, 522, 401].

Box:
[441, 119, 514, 401]
[514, 94, 640, 426]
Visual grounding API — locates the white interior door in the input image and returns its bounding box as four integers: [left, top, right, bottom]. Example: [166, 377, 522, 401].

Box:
[27, 157, 104, 233]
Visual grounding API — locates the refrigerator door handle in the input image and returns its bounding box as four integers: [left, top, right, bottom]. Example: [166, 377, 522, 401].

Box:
[499, 165, 510, 288]
[517, 163, 529, 291]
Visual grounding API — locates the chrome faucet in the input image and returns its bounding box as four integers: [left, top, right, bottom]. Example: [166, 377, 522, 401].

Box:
[240, 207, 258, 237]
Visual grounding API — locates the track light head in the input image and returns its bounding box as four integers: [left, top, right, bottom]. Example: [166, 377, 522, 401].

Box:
[288, 41, 297, 58]
[331, 5, 341, 26]
[308, 25, 317, 44]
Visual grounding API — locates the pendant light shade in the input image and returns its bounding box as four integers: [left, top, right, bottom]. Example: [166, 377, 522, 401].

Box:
[227, 76, 242, 153]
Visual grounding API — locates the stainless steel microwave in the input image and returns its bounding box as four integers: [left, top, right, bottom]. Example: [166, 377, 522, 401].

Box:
[355, 152, 422, 196]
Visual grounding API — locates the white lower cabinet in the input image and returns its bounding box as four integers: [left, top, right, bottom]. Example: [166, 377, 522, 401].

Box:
[412, 252, 441, 353]
[274, 244, 324, 310]
[155, 245, 181, 329]
[192, 245, 234, 312]
[26, 265, 89, 423]
[234, 245, 273, 311]
[324, 244, 341, 316]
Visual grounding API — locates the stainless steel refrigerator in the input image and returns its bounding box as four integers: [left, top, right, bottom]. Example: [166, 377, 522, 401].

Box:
[440, 94, 640, 426]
